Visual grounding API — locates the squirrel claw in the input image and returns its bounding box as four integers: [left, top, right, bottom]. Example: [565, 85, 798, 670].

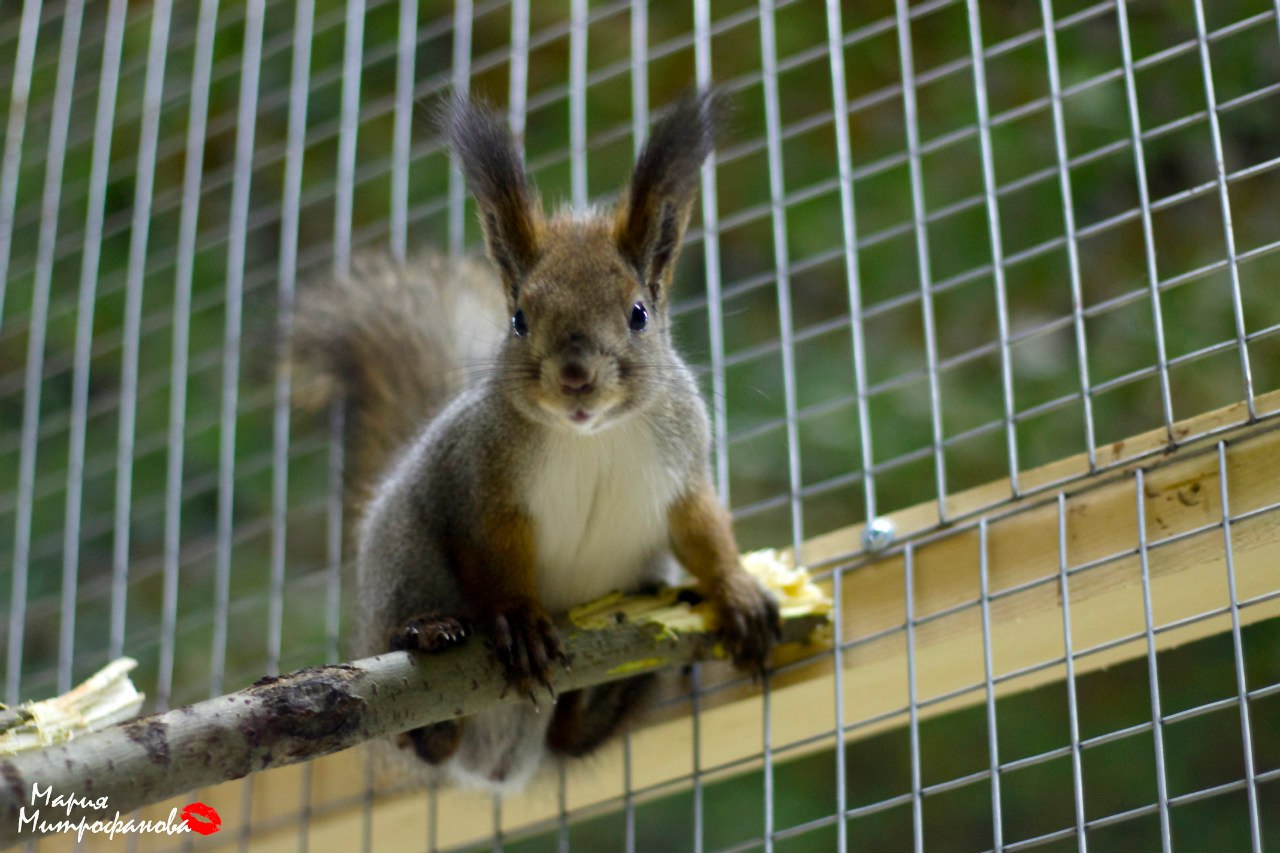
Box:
[712, 572, 782, 677]
[391, 613, 470, 654]
[490, 600, 564, 705]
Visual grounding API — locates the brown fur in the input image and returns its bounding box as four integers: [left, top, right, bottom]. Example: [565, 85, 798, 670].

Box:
[669, 485, 781, 674]
[289, 253, 504, 511]
[546, 674, 657, 758]
[453, 503, 539, 607]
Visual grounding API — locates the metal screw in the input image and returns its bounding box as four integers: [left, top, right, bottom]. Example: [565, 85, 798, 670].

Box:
[862, 517, 895, 553]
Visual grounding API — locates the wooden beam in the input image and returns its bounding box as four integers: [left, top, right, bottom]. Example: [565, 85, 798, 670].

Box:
[43, 392, 1280, 852]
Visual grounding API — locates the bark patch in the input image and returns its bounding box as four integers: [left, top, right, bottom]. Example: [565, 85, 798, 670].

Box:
[125, 717, 171, 766]
[245, 665, 366, 757]
[2, 760, 25, 811]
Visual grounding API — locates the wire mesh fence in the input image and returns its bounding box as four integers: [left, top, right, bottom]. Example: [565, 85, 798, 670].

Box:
[1, 0, 1278, 850]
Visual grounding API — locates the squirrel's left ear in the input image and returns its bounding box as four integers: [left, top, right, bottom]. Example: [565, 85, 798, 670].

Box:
[614, 89, 726, 304]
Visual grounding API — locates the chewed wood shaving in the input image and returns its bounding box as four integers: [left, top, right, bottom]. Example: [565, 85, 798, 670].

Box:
[0, 657, 145, 755]
[568, 548, 832, 636]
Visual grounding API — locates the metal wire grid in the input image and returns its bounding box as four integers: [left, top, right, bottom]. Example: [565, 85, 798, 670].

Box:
[462, 434, 1279, 853]
[0, 0, 1278, 850]
[273, 430, 1280, 853]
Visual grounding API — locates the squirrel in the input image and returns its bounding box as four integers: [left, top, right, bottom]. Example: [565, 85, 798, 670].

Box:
[289, 89, 780, 794]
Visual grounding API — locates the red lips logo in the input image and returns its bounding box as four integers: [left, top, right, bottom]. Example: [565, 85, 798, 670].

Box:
[180, 801, 222, 836]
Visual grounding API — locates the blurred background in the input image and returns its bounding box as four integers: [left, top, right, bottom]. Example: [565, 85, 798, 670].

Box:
[0, 0, 1278, 849]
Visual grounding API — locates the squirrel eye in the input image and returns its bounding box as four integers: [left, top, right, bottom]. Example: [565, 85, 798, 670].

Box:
[628, 302, 648, 332]
[512, 309, 528, 337]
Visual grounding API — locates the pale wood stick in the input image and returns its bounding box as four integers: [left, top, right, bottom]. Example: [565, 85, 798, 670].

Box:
[0, 607, 825, 846]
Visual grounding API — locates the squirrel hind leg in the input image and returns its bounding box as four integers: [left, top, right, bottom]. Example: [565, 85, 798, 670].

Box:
[546, 674, 657, 759]
[400, 720, 465, 764]
[389, 614, 470, 766]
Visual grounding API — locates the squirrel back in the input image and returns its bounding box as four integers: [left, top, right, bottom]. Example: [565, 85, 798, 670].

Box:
[289, 252, 506, 512]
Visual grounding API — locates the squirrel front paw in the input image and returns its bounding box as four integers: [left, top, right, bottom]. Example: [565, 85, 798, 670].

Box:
[490, 600, 570, 704]
[390, 613, 470, 653]
[712, 571, 782, 677]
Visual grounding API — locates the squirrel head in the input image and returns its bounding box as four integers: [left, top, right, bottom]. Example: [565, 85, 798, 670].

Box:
[445, 89, 724, 433]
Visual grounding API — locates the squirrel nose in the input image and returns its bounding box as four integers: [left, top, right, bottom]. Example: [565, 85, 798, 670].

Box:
[559, 362, 595, 396]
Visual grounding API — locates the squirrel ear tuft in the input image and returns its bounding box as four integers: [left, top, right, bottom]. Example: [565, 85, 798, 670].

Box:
[614, 88, 727, 303]
[442, 93, 542, 304]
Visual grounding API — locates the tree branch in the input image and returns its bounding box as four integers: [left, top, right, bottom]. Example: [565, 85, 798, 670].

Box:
[0, 603, 825, 846]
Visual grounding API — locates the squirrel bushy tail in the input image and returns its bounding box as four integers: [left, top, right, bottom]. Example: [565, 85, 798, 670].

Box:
[289, 253, 505, 512]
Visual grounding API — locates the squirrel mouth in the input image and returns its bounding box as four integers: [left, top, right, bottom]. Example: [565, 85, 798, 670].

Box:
[570, 408, 592, 424]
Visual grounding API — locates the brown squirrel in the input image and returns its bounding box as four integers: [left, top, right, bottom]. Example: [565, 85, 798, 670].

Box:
[290, 90, 779, 793]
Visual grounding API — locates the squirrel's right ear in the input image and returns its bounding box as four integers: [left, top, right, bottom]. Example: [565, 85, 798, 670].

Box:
[614, 88, 726, 306]
[443, 94, 542, 305]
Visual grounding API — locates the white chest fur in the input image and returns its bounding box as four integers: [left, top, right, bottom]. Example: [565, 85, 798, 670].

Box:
[521, 417, 683, 613]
